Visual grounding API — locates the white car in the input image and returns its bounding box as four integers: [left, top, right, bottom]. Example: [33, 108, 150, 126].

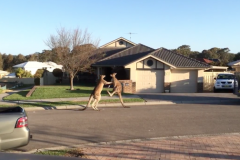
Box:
[213, 73, 237, 92]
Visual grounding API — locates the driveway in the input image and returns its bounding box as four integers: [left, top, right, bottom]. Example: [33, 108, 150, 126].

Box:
[136, 92, 240, 102]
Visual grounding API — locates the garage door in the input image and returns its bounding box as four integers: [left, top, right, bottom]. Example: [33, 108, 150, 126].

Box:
[171, 70, 197, 93]
[137, 70, 164, 93]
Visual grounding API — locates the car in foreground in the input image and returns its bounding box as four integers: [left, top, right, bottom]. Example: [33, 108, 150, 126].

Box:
[213, 73, 237, 92]
[0, 106, 31, 150]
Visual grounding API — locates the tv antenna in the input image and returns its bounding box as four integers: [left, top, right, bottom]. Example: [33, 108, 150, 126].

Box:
[126, 32, 137, 40]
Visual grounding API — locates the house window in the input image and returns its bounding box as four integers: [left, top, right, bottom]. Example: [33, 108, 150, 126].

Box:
[147, 60, 153, 67]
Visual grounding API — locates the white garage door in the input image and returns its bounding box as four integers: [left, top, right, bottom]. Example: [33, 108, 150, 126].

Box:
[171, 70, 197, 93]
[137, 70, 164, 93]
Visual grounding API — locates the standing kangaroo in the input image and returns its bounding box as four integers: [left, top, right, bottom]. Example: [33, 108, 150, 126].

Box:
[82, 75, 112, 111]
[107, 73, 130, 108]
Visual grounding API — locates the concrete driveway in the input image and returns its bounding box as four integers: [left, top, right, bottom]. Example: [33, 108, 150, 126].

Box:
[136, 92, 240, 103]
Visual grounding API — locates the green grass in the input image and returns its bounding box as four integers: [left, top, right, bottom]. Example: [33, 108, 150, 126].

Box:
[0, 98, 145, 108]
[3, 85, 132, 101]
[35, 148, 85, 158]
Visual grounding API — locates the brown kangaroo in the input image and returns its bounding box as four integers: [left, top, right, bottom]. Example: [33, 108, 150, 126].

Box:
[82, 75, 112, 111]
[107, 73, 130, 108]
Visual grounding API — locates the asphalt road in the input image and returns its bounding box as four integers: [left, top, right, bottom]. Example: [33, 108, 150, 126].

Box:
[17, 103, 240, 152]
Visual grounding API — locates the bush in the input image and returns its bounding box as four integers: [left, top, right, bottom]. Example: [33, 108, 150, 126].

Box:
[53, 69, 63, 78]
[34, 69, 44, 78]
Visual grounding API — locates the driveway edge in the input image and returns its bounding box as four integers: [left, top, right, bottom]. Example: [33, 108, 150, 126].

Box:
[20, 132, 240, 154]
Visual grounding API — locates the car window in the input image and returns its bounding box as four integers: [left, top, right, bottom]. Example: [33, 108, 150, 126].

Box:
[217, 74, 234, 79]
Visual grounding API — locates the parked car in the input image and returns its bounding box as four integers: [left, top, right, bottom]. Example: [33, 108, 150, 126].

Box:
[213, 73, 237, 92]
[0, 106, 31, 150]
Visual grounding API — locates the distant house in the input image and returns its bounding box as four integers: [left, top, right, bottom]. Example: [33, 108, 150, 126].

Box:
[208, 58, 221, 63]
[196, 58, 213, 64]
[228, 60, 240, 71]
[12, 61, 63, 75]
[0, 70, 9, 78]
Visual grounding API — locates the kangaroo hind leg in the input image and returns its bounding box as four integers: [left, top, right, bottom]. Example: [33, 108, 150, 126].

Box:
[117, 93, 130, 108]
[93, 95, 101, 111]
[107, 90, 117, 97]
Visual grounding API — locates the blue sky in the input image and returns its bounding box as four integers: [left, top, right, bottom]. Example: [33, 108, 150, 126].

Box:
[0, 0, 239, 55]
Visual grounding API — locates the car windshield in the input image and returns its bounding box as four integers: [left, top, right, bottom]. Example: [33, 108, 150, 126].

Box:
[217, 74, 234, 79]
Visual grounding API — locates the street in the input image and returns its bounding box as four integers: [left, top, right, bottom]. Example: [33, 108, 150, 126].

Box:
[17, 103, 240, 152]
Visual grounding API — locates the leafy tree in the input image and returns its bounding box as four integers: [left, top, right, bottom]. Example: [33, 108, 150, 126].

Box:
[233, 52, 240, 61]
[15, 68, 25, 78]
[0, 53, 3, 70]
[15, 68, 33, 78]
[4, 54, 14, 71]
[34, 69, 44, 78]
[45, 27, 102, 90]
[22, 70, 33, 78]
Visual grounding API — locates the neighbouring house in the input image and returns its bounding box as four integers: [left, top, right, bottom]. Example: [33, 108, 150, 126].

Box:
[3, 73, 16, 78]
[0, 70, 10, 78]
[92, 37, 210, 93]
[196, 58, 213, 64]
[228, 60, 240, 72]
[12, 61, 63, 76]
[204, 66, 228, 72]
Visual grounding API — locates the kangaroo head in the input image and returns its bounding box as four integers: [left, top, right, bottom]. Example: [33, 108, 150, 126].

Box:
[110, 73, 117, 78]
[100, 75, 106, 79]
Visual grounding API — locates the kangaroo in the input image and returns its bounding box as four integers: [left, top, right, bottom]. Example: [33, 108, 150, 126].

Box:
[82, 75, 112, 111]
[107, 73, 130, 108]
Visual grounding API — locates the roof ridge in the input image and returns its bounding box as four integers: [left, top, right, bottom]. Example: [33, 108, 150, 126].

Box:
[99, 37, 136, 48]
[98, 43, 154, 62]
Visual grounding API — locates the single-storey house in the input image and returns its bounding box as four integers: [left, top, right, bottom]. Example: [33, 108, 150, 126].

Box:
[12, 61, 63, 75]
[92, 37, 210, 93]
[228, 60, 240, 72]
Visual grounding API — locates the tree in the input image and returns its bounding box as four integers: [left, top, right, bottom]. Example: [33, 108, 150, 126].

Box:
[5, 54, 14, 71]
[234, 52, 240, 61]
[45, 27, 102, 90]
[22, 70, 33, 78]
[15, 68, 25, 78]
[34, 69, 44, 78]
[0, 53, 3, 70]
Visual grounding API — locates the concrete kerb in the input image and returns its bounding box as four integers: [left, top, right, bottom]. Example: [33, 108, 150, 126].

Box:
[22, 99, 240, 111]
[19, 132, 240, 154]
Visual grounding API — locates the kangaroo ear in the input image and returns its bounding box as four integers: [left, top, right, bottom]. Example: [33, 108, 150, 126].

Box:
[114, 73, 117, 76]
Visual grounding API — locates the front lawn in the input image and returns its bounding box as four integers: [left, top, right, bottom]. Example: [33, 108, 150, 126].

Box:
[3, 85, 133, 101]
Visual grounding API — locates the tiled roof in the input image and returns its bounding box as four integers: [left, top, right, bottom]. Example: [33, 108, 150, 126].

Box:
[92, 50, 153, 66]
[93, 44, 154, 66]
[93, 45, 209, 68]
[196, 58, 213, 64]
[151, 48, 210, 68]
